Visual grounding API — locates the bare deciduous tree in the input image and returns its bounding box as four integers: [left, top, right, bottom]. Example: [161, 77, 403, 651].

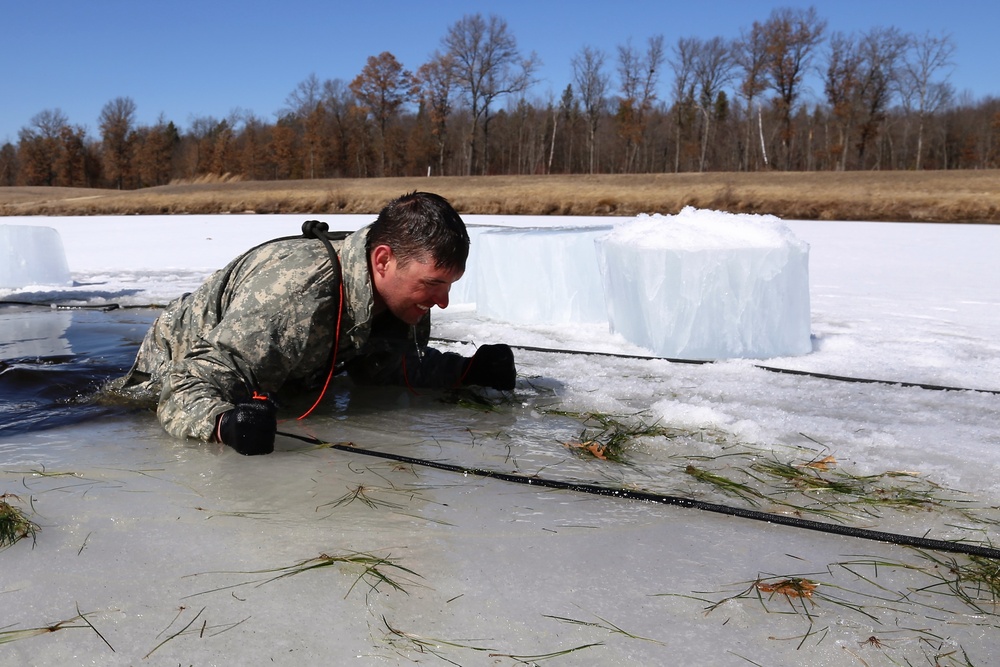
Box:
[825, 31, 862, 169]
[734, 21, 771, 170]
[616, 35, 665, 172]
[762, 6, 826, 169]
[54, 124, 89, 187]
[17, 109, 70, 185]
[668, 37, 698, 172]
[692, 36, 736, 171]
[416, 51, 455, 176]
[826, 27, 913, 169]
[282, 73, 324, 120]
[350, 51, 417, 176]
[443, 13, 538, 174]
[99, 97, 137, 188]
[900, 31, 956, 169]
[572, 45, 609, 174]
[320, 78, 357, 176]
[853, 27, 908, 167]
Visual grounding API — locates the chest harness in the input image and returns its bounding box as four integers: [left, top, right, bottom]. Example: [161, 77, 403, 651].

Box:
[214, 220, 347, 421]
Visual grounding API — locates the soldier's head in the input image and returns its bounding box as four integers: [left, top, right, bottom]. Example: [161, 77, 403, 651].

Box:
[367, 192, 469, 271]
[367, 192, 469, 325]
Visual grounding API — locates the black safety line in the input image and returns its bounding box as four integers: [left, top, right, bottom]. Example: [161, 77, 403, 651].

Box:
[0, 300, 125, 311]
[278, 430, 1000, 561]
[4, 308, 994, 395]
[433, 338, 1000, 396]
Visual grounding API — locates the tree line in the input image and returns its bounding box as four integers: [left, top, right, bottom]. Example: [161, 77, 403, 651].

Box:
[3, 8, 998, 190]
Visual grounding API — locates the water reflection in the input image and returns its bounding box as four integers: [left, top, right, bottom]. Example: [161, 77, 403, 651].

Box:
[0, 305, 157, 436]
[0, 308, 73, 359]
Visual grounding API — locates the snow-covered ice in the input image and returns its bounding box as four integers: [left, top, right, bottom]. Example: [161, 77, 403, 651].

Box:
[1, 210, 999, 666]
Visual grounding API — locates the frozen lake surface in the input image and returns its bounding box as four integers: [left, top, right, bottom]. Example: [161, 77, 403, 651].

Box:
[1, 213, 999, 666]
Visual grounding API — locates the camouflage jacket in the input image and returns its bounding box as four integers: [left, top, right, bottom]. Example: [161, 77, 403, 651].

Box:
[118, 224, 467, 441]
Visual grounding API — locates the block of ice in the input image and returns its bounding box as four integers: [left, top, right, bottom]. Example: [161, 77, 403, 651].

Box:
[448, 225, 495, 307]
[475, 225, 612, 324]
[595, 208, 811, 359]
[0, 225, 72, 289]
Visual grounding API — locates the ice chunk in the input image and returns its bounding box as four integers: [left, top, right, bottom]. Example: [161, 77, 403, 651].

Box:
[596, 208, 811, 359]
[0, 225, 72, 289]
[448, 225, 495, 307]
[475, 226, 612, 324]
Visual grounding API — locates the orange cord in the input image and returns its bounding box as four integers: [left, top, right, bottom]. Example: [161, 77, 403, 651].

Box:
[295, 281, 472, 416]
[297, 280, 344, 420]
[454, 351, 475, 387]
[401, 355, 420, 396]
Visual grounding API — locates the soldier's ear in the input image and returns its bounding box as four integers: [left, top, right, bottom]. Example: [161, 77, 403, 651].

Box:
[371, 245, 394, 278]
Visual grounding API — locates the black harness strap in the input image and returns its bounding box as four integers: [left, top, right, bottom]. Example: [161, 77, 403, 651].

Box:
[210, 220, 351, 398]
[213, 220, 348, 319]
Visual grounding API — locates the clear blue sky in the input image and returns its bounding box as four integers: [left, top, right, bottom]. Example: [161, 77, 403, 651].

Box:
[3, 0, 996, 145]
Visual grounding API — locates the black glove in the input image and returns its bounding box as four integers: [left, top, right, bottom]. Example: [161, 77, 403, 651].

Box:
[216, 393, 277, 456]
[462, 344, 516, 391]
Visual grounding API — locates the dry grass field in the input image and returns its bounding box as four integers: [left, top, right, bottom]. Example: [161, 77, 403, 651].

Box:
[2, 171, 998, 222]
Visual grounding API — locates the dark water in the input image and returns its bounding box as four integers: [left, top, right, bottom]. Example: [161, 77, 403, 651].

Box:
[0, 305, 157, 436]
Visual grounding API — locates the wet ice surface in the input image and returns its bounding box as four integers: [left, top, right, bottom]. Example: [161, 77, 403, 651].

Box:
[2, 215, 1000, 665]
[2, 313, 999, 665]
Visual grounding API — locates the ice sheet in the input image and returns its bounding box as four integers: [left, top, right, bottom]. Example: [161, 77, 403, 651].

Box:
[1, 213, 999, 666]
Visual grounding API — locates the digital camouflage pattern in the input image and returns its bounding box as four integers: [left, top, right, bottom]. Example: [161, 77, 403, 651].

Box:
[115, 224, 467, 441]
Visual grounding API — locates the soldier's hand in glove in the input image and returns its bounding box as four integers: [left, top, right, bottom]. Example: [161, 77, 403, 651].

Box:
[215, 393, 277, 456]
[462, 344, 516, 391]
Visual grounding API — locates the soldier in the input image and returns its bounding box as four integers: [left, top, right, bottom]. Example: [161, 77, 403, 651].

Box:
[115, 192, 515, 455]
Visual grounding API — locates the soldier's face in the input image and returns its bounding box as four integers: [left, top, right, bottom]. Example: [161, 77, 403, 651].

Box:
[371, 245, 464, 325]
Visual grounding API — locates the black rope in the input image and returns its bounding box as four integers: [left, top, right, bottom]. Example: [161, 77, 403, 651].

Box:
[278, 430, 1000, 561]
[433, 338, 1000, 396]
[0, 300, 122, 311]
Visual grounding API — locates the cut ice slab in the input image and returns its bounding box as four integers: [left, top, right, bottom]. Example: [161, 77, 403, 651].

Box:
[474, 225, 612, 324]
[447, 225, 495, 306]
[596, 207, 811, 360]
[0, 225, 72, 289]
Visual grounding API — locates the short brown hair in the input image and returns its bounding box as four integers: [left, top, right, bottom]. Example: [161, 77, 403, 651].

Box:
[366, 192, 470, 270]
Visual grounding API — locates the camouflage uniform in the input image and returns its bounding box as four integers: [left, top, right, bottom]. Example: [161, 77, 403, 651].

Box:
[117, 224, 467, 441]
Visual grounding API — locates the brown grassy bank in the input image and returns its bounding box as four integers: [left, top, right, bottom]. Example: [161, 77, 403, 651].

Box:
[2, 171, 998, 222]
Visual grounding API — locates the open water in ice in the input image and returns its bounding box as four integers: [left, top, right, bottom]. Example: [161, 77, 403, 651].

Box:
[0, 306, 156, 437]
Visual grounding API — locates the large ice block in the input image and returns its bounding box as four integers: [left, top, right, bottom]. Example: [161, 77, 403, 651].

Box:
[475, 225, 612, 324]
[596, 208, 811, 359]
[0, 225, 72, 289]
[448, 225, 495, 307]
